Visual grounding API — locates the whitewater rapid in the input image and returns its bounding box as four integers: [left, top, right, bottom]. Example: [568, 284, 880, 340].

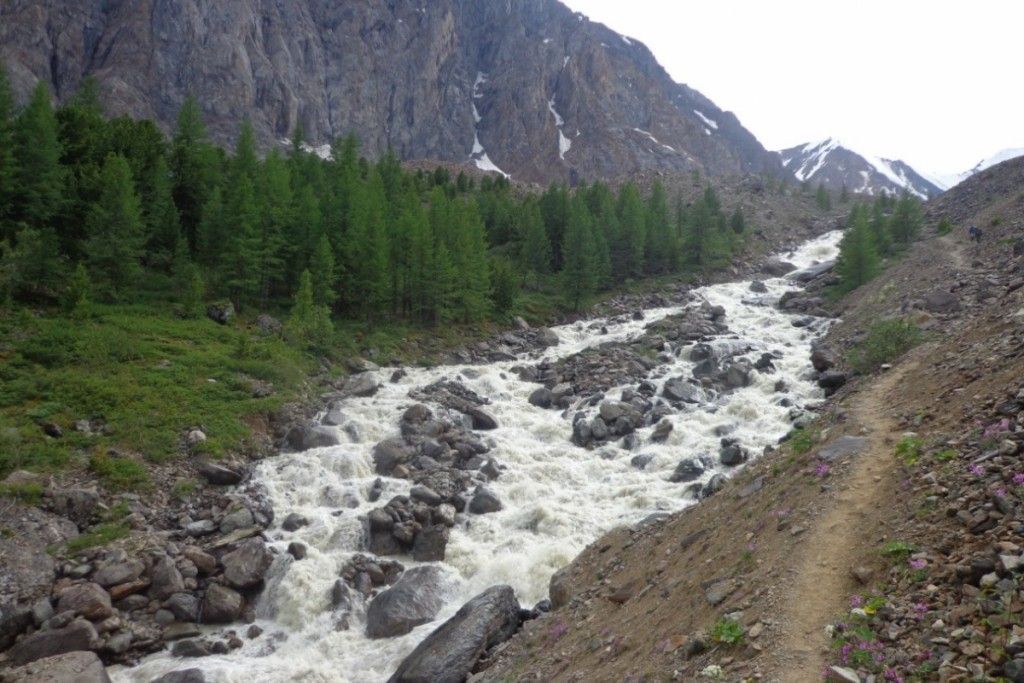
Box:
[118, 231, 842, 682]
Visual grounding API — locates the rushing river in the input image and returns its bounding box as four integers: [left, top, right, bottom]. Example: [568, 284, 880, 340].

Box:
[119, 231, 842, 682]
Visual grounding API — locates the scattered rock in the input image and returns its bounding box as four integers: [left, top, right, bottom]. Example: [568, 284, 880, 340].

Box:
[366, 566, 448, 638]
[6, 618, 97, 666]
[387, 585, 521, 683]
[201, 584, 244, 624]
[56, 583, 113, 621]
[206, 302, 234, 325]
[1, 650, 111, 683]
[221, 539, 273, 589]
[468, 487, 502, 514]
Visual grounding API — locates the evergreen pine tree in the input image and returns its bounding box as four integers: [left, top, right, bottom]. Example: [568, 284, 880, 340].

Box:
[85, 154, 145, 299]
[888, 194, 922, 246]
[254, 150, 290, 306]
[287, 269, 333, 347]
[171, 96, 214, 250]
[63, 262, 90, 315]
[12, 81, 64, 229]
[519, 200, 552, 275]
[616, 183, 646, 278]
[232, 119, 258, 182]
[146, 156, 181, 269]
[815, 183, 832, 211]
[867, 200, 891, 255]
[448, 199, 491, 322]
[561, 196, 598, 310]
[309, 232, 337, 308]
[224, 174, 262, 307]
[490, 258, 518, 316]
[196, 186, 227, 277]
[835, 206, 880, 292]
[0, 64, 19, 239]
[644, 181, 675, 274]
[729, 208, 746, 234]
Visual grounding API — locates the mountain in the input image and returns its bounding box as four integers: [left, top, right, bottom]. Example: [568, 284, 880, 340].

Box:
[933, 147, 1024, 190]
[778, 138, 942, 199]
[0, 0, 782, 185]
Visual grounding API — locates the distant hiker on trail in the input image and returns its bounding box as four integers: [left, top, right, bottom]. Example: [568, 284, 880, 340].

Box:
[968, 225, 982, 243]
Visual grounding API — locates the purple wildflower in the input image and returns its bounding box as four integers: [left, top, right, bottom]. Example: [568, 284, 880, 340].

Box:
[908, 558, 927, 570]
[1013, 472, 1024, 486]
[815, 462, 830, 477]
[995, 487, 1008, 499]
[912, 603, 928, 619]
[968, 463, 985, 476]
[850, 594, 863, 608]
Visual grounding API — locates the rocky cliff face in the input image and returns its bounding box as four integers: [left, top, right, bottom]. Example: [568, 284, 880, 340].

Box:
[0, 0, 781, 184]
[778, 138, 942, 199]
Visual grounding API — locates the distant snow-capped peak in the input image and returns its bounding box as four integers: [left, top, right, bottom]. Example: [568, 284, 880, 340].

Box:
[777, 137, 942, 200]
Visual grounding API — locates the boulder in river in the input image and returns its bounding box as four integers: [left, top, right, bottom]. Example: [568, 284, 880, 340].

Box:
[527, 387, 552, 408]
[662, 376, 703, 403]
[342, 372, 381, 398]
[468, 487, 502, 514]
[387, 585, 521, 683]
[366, 566, 448, 638]
[669, 458, 705, 483]
[221, 539, 273, 589]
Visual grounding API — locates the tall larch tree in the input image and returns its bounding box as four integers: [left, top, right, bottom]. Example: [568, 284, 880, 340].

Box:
[85, 154, 145, 299]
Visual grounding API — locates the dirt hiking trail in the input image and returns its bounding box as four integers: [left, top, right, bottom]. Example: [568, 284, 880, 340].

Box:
[768, 353, 925, 681]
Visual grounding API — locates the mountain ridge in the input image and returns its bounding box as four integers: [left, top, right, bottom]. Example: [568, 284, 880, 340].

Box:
[777, 137, 942, 199]
[0, 0, 782, 184]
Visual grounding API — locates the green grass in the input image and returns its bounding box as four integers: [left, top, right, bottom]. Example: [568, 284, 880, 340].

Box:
[0, 303, 313, 479]
[788, 426, 820, 455]
[710, 618, 745, 645]
[894, 435, 924, 466]
[89, 452, 150, 490]
[881, 540, 916, 561]
[63, 522, 130, 554]
[0, 482, 44, 504]
[848, 318, 923, 374]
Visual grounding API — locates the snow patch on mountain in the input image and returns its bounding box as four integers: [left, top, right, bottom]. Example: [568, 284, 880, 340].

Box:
[693, 110, 718, 130]
[548, 98, 571, 160]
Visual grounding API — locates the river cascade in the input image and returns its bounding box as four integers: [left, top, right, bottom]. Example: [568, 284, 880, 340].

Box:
[119, 231, 843, 682]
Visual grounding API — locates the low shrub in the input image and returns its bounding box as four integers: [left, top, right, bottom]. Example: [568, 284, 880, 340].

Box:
[849, 318, 922, 373]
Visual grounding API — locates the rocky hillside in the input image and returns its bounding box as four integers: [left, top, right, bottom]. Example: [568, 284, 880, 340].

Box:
[480, 159, 1024, 682]
[0, 0, 781, 184]
[779, 138, 943, 199]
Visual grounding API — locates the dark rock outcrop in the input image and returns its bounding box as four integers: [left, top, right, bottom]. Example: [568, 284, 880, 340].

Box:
[0, 0, 781, 185]
[366, 566, 448, 638]
[387, 585, 522, 683]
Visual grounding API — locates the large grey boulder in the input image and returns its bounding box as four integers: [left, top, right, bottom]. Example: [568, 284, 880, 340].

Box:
[285, 423, 340, 451]
[366, 567, 448, 638]
[200, 584, 244, 624]
[6, 618, 98, 666]
[55, 583, 113, 621]
[195, 461, 243, 486]
[669, 458, 705, 483]
[662, 377, 703, 403]
[387, 585, 522, 683]
[149, 556, 185, 600]
[0, 603, 33, 650]
[342, 372, 381, 398]
[1, 650, 111, 683]
[91, 557, 144, 588]
[221, 539, 273, 589]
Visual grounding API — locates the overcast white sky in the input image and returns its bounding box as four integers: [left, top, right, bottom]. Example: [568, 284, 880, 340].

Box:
[562, 0, 1023, 177]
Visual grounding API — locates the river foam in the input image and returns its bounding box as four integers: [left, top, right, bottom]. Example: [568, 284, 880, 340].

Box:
[117, 231, 841, 683]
